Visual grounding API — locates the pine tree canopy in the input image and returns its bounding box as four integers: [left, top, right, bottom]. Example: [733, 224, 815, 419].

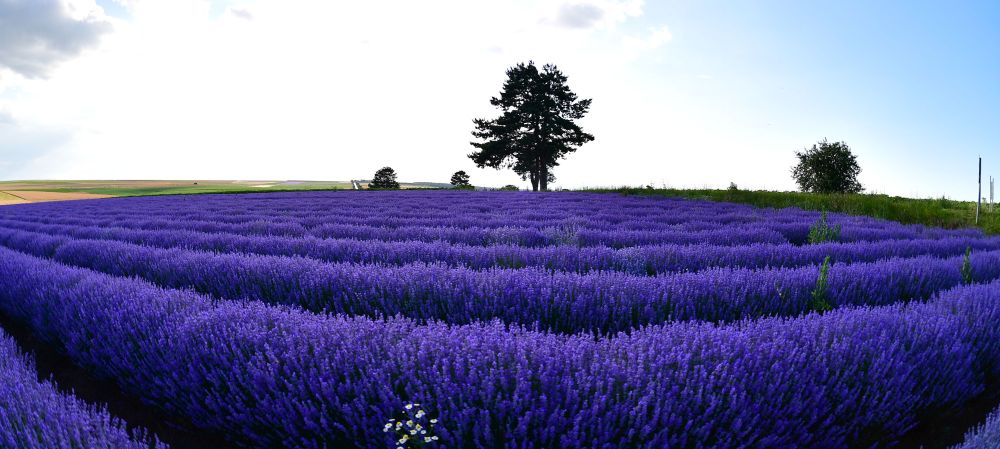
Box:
[469, 61, 594, 191]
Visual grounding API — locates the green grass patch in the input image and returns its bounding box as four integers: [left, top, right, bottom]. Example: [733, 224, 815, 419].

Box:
[583, 187, 1000, 234]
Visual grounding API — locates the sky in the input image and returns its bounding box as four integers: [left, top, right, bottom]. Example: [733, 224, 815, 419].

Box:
[0, 0, 997, 199]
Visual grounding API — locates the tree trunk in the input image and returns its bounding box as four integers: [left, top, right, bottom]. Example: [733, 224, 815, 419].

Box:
[539, 163, 549, 191]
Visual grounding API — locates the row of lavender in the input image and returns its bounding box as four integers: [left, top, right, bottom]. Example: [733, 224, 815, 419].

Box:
[0, 214, 794, 247]
[1, 226, 998, 334]
[0, 207, 927, 242]
[0, 192, 980, 245]
[0, 191, 891, 227]
[0, 196, 831, 232]
[0, 192, 994, 333]
[1, 216, 998, 275]
[1, 191, 997, 448]
[15, 191, 962, 237]
[1, 247, 999, 448]
[0, 212, 965, 246]
[0, 327, 160, 448]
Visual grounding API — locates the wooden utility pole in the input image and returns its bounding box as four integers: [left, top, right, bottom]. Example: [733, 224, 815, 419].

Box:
[976, 157, 981, 224]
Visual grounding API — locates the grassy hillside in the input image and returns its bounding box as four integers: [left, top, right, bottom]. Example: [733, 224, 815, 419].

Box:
[585, 187, 1000, 235]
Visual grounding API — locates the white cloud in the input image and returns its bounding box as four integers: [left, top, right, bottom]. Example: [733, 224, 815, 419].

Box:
[544, 0, 643, 30]
[0, 0, 681, 186]
[0, 0, 112, 78]
[554, 4, 604, 29]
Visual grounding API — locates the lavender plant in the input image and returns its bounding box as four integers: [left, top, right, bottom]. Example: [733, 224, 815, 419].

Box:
[0, 191, 996, 448]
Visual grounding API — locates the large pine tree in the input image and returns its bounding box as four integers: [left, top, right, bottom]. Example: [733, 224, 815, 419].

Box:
[469, 62, 594, 191]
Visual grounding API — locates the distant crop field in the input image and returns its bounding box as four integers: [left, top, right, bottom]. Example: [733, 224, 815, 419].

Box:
[0, 180, 447, 206]
[0, 190, 112, 202]
[0, 180, 447, 211]
[0, 180, 356, 198]
[0, 190, 998, 448]
[0, 191, 27, 204]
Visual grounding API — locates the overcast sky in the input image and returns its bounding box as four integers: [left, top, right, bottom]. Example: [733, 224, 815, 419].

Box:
[0, 0, 998, 199]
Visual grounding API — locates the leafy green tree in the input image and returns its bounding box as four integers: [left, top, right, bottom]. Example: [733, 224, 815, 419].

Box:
[450, 171, 471, 188]
[498, 185, 519, 191]
[792, 139, 863, 194]
[470, 61, 594, 191]
[369, 166, 400, 190]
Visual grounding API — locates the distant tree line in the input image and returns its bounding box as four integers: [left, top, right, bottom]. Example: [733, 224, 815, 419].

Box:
[365, 61, 868, 195]
[364, 167, 479, 190]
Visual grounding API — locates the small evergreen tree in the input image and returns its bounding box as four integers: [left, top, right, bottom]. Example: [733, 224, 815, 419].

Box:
[792, 139, 863, 194]
[369, 167, 400, 190]
[450, 171, 472, 189]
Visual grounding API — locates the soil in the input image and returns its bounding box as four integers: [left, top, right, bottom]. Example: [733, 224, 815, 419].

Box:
[894, 383, 1000, 449]
[0, 190, 113, 202]
[0, 312, 238, 449]
[0, 192, 27, 204]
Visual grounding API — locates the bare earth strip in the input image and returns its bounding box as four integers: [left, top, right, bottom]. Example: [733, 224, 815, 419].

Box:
[0, 192, 28, 205]
[0, 191, 112, 203]
[0, 180, 231, 190]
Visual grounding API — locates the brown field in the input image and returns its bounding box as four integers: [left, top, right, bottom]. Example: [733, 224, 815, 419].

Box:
[0, 191, 113, 203]
[0, 179, 447, 207]
[0, 180, 241, 190]
[0, 192, 28, 205]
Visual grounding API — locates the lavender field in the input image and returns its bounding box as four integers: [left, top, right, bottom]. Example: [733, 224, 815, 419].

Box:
[1, 190, 999, 448]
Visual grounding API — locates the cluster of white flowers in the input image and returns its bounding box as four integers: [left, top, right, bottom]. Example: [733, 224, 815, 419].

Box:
[383, 403, 440, 448]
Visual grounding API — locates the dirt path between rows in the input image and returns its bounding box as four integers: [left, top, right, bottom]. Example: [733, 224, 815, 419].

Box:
[0, 312, 237, 449]
[894, 383, 1000, 449]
